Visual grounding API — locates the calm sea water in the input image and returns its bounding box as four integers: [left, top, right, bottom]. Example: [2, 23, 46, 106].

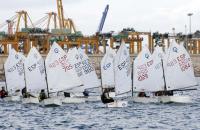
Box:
[0, 78, 200, 130]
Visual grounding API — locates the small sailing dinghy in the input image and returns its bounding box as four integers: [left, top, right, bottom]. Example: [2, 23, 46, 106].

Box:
[22, 47, 47, 104]
[101, 47, 116, 98]
[63, 47, 101, 103]
[52, 47, 85, 104]
[158, 40, 198, 103]
[100, 47, 116, 101]
[77, 48, 101, 102]
[43, 42, 82, 106]
[4, 48, 26, 102]
[132, 46, 164, 103]
[106, 42, 131, 108]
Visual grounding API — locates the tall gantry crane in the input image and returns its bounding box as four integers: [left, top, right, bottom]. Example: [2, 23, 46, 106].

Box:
[56, 0, 76, 33]
[16, 10, 34, 32]
[34, 12, 57, 30]
[0, 10, 34, 33]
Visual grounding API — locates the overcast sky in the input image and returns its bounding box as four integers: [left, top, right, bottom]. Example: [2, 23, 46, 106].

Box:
[0, 0, 200, 35]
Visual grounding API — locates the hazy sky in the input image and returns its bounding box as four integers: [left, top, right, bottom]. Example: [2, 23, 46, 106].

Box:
[0, 0, 200, 35]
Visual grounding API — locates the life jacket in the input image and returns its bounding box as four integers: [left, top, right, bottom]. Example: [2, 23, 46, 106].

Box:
[0, 90, 7, 98]
[39, 92, 47, 100]
[101, 92, 114, 104]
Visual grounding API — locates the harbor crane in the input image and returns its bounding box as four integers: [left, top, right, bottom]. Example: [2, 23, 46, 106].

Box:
[34, 12, 57, 30]
[97, 4, 109, 34]
[56, 0, 76, 33]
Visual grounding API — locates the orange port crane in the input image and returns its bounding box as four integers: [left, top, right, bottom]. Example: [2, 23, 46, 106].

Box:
[0, 10, 34, 33]
[56, 0, 76, 33]
[15, 10, 34, 32]
[34, 12, 57, 30]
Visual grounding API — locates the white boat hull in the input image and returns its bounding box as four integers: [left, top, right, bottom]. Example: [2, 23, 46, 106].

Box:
[41, 97, 62, 107]
[22, 97, 39, 104]
[159, 95, 192, 103]
[132, 97, 159, 103]
[62, 97, 85, 104]
[3, 96, 21, 102]
[85, 96, 101, 102]
[106, 100, 128, 108]
[131, 95, 192, 104]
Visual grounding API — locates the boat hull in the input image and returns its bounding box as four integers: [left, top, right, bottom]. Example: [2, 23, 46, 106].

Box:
[85, 96, 101, 102]
[41, 97, 62, 107]
[62, 97, 85, 104]
[159, 95, 192, 103]
[106, 100, 128, 108]
[3, 96, 21, 102]
[132, 97, 159, 103]
[22, 97, 39, 104]
[131, 95, 192, 104]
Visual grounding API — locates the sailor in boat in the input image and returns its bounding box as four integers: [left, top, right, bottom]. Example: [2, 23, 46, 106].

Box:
[154, 90, 173, 96]
[0, 86, 8, 98]
[39, 89, 47, 101]
[101, 88, 114, 104]
[21, 87, 35, 98]
[83, 89, 89, 97]
[138, 92, 148, 97]
[64, 92, 71, 97]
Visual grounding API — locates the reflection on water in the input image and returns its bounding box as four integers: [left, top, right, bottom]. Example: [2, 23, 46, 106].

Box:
[0, 78, 200, 130]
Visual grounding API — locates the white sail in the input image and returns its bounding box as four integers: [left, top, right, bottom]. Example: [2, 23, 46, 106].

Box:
[67, 48, 85, 92]
[133, 46, 162, 92]
[114, 42, 131, 95]
[164, 41, 197, 90]
[76, 48, 101, 89]
[151, 46, 165, 91]
[45, 42, 82, 93]
[101, 47, 116, 88]
[24, 47, 46, 93]
[4, 49, 25, 93]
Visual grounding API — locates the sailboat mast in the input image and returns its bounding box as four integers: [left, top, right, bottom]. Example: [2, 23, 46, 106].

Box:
[43, 60, 50, 98]
[23, 63, 27, 91]
[161, 59, 167, 91]
[131, 62, 134, 97]
[99, 62, 103, 93]
[3, 64, 8, 91]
